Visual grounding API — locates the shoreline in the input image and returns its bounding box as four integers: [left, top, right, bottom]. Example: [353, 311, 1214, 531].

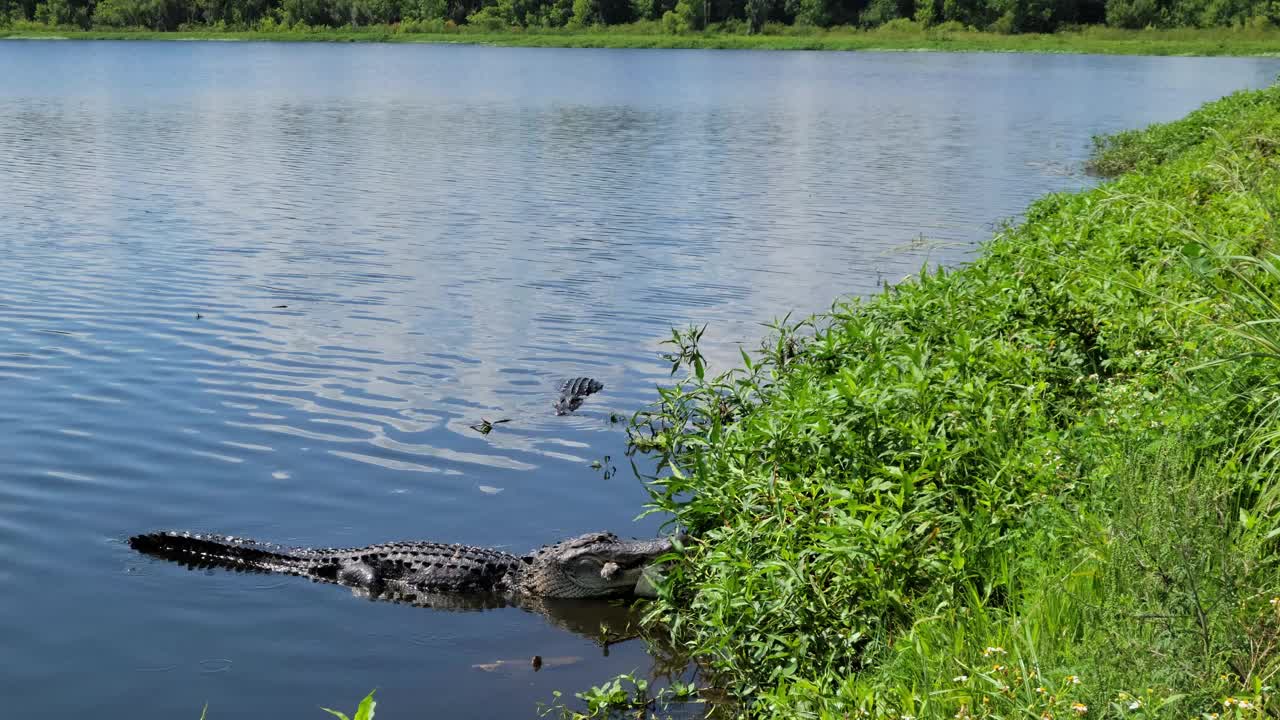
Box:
[605, 84, 1280, 718]
[2, 27, 1280, 56]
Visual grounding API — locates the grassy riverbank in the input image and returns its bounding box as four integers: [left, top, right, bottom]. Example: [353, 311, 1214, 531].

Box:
[2, 23, 1280, 55]
[599, 85, 1280, 718]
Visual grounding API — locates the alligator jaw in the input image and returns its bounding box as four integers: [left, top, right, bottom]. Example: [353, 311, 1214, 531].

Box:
[519, 532, 679, 598]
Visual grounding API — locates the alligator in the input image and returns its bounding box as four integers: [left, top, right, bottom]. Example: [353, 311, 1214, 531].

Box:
[128, 530, 675, 600]
[464, 377, 605, 434]
[554, 377, 604, 416]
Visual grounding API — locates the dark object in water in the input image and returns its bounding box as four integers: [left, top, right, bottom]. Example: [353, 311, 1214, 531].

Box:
[469, 418, 511, 435]
[128, 530, 675, 599]
[555, 377, 604, 416]
[559, 377, 604, 397]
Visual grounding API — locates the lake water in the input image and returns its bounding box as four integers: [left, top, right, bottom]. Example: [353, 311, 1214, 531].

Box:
[1, 40, 1277, 719]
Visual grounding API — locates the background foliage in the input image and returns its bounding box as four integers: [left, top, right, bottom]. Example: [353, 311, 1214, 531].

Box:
[1, 0, 1277, 37]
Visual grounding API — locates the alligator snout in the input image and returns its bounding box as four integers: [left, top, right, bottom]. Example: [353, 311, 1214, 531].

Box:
[554, 377, 604, 415]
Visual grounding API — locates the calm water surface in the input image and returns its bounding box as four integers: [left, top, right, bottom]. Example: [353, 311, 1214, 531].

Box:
[1, 40, 1278, 719]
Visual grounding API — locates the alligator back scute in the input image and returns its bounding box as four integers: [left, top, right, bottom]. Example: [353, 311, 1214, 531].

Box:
[128, 531, 306, 572]
[555, 377, 604, 415]
[362, 542, 522, 593]
[559, 377, 603, 397]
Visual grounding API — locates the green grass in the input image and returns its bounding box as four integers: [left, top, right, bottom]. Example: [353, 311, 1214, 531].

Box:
[601, 83, 1280, 718]
[1089, 88, 1280, 176]
[3, 22, 1280, 55]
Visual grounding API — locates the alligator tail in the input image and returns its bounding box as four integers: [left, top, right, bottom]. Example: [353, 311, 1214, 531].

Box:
[129, 530, 310, 573]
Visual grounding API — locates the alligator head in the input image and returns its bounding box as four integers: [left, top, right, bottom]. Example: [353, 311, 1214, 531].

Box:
[554, 377, 604, 416]
[517, 532, 678, 599]
[553, 394, 586, 415]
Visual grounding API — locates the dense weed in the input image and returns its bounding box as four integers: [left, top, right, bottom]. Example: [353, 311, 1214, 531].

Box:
[1088, 88, 1280, 176]
[605, 84, 1280, 717]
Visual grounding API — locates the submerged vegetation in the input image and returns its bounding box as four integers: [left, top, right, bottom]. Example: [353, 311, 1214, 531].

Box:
[575, 83, 1280, 718]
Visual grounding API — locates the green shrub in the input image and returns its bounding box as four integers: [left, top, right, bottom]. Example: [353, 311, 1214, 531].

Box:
[567, 0, 592, 25]
[93, 0, 170, 27]
[861, 0, 903, 25]
[278, 0, 339, 28]
[34, 0, 91, 27]
[626, 83, 1280, 717]
[926, 17, 969, 31]
[1105, 0, 1161, 28]
[658, 0, 698, 29]
[466, 5, 509, 28]
[942, 0, 998, 29]
[744, 0, 767, 31]
[786, 0, 831, 27]
[1088, 84, 1280, 175]
[714, 16, 746, 32]
[990, 0, 1062, 32]
[1244, 13, 1274, 29]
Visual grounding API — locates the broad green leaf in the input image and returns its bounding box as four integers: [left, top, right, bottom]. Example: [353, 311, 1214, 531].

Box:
[353, 691, 376, 720]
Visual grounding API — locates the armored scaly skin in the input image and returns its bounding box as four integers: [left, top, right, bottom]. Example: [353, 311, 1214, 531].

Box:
[128, 530, 674, 599]
[559, 377, 604, 397]
[554, 377, 604, 415]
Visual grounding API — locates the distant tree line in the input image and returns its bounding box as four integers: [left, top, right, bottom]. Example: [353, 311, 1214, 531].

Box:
[1, 0, 1276, 38]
